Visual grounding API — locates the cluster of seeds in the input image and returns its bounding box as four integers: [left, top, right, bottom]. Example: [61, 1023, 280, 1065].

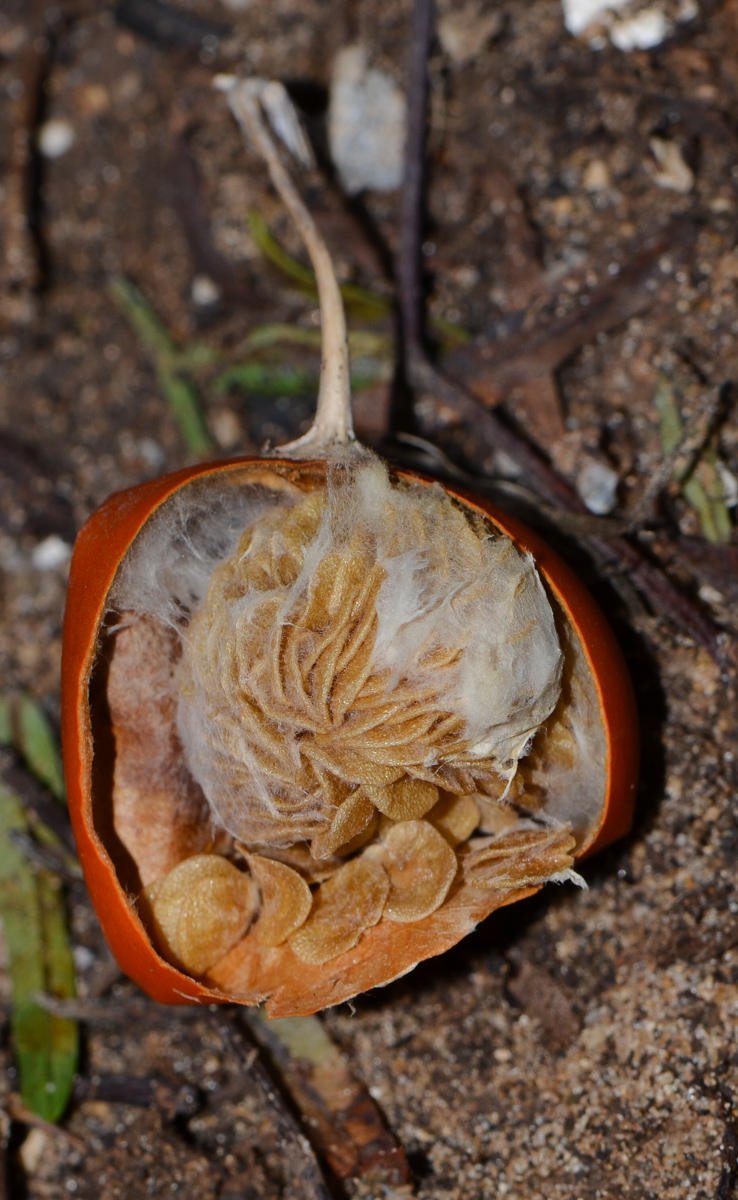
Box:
[139, 461, 576, 977]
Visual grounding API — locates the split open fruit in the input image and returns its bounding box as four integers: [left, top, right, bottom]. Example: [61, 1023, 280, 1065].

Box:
[61, 80, 638, 1017]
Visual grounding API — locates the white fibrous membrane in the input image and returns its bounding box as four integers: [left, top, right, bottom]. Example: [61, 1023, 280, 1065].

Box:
[174, 452, 563, 853]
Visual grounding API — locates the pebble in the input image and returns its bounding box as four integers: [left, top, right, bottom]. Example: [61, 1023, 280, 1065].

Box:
[576, 460, 620, 514]
[610, 6, 671, 50]
[31, 535, 72, 571]
[19, 1128, 49, 1174]
[562, 0, 684, 51]
[650, 137, 694, 194]
[328, 45, 406, 195]
[582, 158, 611, 192]
[191, 275, 221, 307]
[37, 119, 75, 159]
[562, 0, 628, 37]
[438, 3, 504, 66]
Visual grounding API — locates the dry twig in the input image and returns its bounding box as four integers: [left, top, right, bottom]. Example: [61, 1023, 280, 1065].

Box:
[245, 1008, 413, 1189]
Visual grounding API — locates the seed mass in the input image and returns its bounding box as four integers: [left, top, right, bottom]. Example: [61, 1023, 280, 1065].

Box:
[107, 452, 589, 991]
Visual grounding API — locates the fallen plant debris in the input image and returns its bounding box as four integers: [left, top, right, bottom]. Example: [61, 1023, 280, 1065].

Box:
[654, 374, 733, 545]
[444, 219, 698, 413]
[0, 778, 78, 1122]
[0, 0, 54, 327]
[72, 1072, 203, 1119]
[245, 1007, 413, 1188]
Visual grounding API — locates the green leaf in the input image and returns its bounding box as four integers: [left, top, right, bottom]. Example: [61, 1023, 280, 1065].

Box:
[654, 375, 683, 455]
[0, 696, 11, 746]
[12, 694, 66, 805]
[654, 375, 734, 545]
[213, 362, 318, 396]
[0, 785, 78, 1122]
[110, 275, 177, 361]
[247, 209, 319, 293]
[247, 209, 391, 322]
[110, 276, 216, 457]
[157, 370, 215, 458]
[212, 358, 390, 398]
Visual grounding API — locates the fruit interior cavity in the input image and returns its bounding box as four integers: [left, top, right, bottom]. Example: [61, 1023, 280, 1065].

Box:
[104, 457, 606, 982]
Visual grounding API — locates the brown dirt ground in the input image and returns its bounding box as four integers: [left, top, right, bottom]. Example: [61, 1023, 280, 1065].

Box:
[1, 0, 738, 1197]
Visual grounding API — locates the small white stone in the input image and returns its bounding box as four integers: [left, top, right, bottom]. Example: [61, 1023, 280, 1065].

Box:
[19, 1129, 49, 1175]
[191, 275, 221, 306]
[138, 437, 166, 471]
[562, 0, 627, 36]
[328, 45, 406, 195]
[31, 535, 72, 570]
[576, 461, 619, 515]
[37, 118, 75, 159]
[209, 407, 242, 450]
[610, 7, 671, 50]
[698, 584, 725, 607]
[677, 0, 699, 20]
[716, 461, 738, 507]
[650, 138, 694, 194]
[73, 944, 96, 971]
[438, 3, 504, 66]
[582, 159, 611, 192]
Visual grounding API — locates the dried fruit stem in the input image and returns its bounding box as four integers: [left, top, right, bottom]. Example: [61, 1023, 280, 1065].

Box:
[226, 80, 355, 455]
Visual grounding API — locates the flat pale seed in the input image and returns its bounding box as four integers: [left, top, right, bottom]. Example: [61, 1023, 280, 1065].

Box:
[460, 829, 576, 891]
[143, 854, 257, 976]
[248, 854, 313, 946]
[337, 808, 379, 856]
[429, 792, 480, 847]
[245, 841, 344, 883]
[289, 857, 389, 966]
[378, 820, 457, 923]
[369, 777, 439, 821]
[310, 789, 376, 860]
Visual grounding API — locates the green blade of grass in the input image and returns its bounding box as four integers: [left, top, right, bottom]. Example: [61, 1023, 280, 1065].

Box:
[37, 870, 78, 1116]
[242, 323, 322, 352]
[109, 275, 178, 361]
[248, 209, 316, 292]
[0, 784, 78, 1122]
[213, 362, 319, 396]
[238, 324, 394, 359]
[110, 276, 216, 457]
[0, 696, 11, 745]
[248, 210, 391, 322]
[11, 694, 66, 805]
[248, 210, 470, 343]
[156, 370, 215, 458]
[655, 376, 733, 544]
[654, 376, 683, 455]
[213, 359, 390, 397]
